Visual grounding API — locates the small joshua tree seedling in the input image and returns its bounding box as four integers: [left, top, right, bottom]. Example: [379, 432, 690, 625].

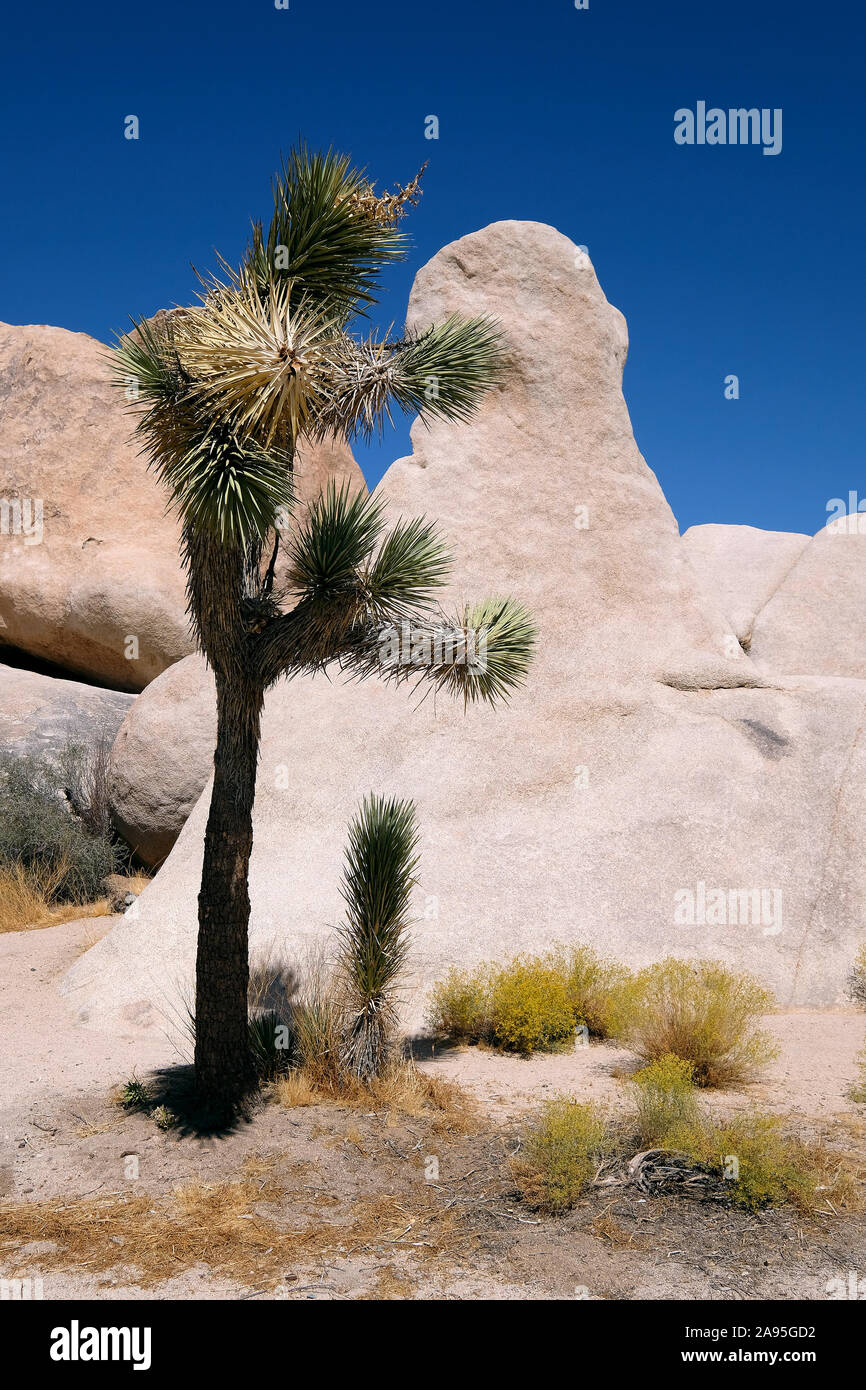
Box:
[338, 794, 418, 1081]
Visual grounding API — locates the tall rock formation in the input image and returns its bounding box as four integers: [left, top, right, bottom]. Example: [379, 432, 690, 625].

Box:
[62, 224, 866, 1035]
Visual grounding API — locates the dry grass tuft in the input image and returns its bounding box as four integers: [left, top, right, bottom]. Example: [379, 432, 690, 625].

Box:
[0, 1154, 477, 1289]
[355, 1266, 418, 1299]
[273, 1072, 320, 1108]
[589, 1210, 652, 1251]
[0, 861, 109, 933]
[273, 1059, 477, 1134]
[0, 1158, 295, 1288]
[122, 872, 152, 898]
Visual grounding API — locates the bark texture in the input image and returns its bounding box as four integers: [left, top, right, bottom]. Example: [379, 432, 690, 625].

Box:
[193, 670, 263, 1116]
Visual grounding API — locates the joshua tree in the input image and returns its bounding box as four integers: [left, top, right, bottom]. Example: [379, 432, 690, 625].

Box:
[338, 793, 418, 1080]
[114, 145, 535, 1120]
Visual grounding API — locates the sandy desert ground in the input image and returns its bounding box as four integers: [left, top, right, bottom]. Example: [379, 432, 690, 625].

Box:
[1, 916, 864, 1302]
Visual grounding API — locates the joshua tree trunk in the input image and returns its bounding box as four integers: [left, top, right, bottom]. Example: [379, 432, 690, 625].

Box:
[194, 670, 264, 1116]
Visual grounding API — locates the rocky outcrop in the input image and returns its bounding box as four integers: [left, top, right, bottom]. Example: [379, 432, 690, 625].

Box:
[62, 223, 866, 1036]
[0, 321, 190, 690]
[108, 655, 215, 867]
[0, 660, 133, 763]
[0, 321, 365, 690]
[682, 524, 810, 647]
[748, 516, 866, 678]
[682, 518, 866, 680]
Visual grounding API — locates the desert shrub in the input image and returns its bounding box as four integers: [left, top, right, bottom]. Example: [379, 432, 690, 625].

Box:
[674, 1113, 819, 1212]
[514, 1098, 609, 1212]
[427, 966, 493, 1042]
[849, 944, 866, 1008]
[0, 749, 121, 904]
[557, 944, 634, 1039]
[850, 1048, 866, 1105]
[117, 1076, 151, 1111]
[630, 1053, 701, 1148]
[246, 958, 299, 1080]
[488, 956, 577, 1054]
[59, 734, 113, 840]
[428, 945, 633, 1052]
[513, 1091, 855, 1217]
[622, 957, 779, 1087]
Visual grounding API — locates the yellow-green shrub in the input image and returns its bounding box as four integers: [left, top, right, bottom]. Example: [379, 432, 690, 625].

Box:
[488, 957, 576, 1054]
[558, 945, 634, 1039]
[427, 965, 492, 1042]
[850, 1046, 866, 1105]
[622, 957, 778, 1087]
[850, 943, 866, 1007]
[428, 944, 633, 1053]
[630, 1053, 701, 1147]
[514, 1098, 609, 1212]
[674, 1113, 818, 1212]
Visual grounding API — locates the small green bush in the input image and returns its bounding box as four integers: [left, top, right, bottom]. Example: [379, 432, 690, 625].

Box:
[675, 1113, 818, 1212]
[488, 956, 576, 1054]
[622, 957, 779, 1087]
[245, 958, 298, 1080]
[514, 1098, 609, 1212]
[850, 1046, 866, 1105]
[428, 966, 493, 1042]
[512, 1090, 857, 1217]
[849, 943, 866, 1008]
[428, 944, 632, 1054]
[558, 945, 634, 1039]
[248, 1010, 296, 1080]
[0, 749, 121, 903]
[117, 1076, 151, 1111]
[151, 1105, 178, 1131]
[630, 1053, 701, 1148]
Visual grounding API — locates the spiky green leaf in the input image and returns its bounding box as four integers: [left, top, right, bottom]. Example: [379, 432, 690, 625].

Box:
[363, 515, 452, 622]
[247, 144, 413, 314]
[338, 794, 419, 1078]
[286, 479, 385, 602]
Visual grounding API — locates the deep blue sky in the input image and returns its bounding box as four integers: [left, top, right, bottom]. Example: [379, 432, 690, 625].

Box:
[2, 0, 863, 534]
